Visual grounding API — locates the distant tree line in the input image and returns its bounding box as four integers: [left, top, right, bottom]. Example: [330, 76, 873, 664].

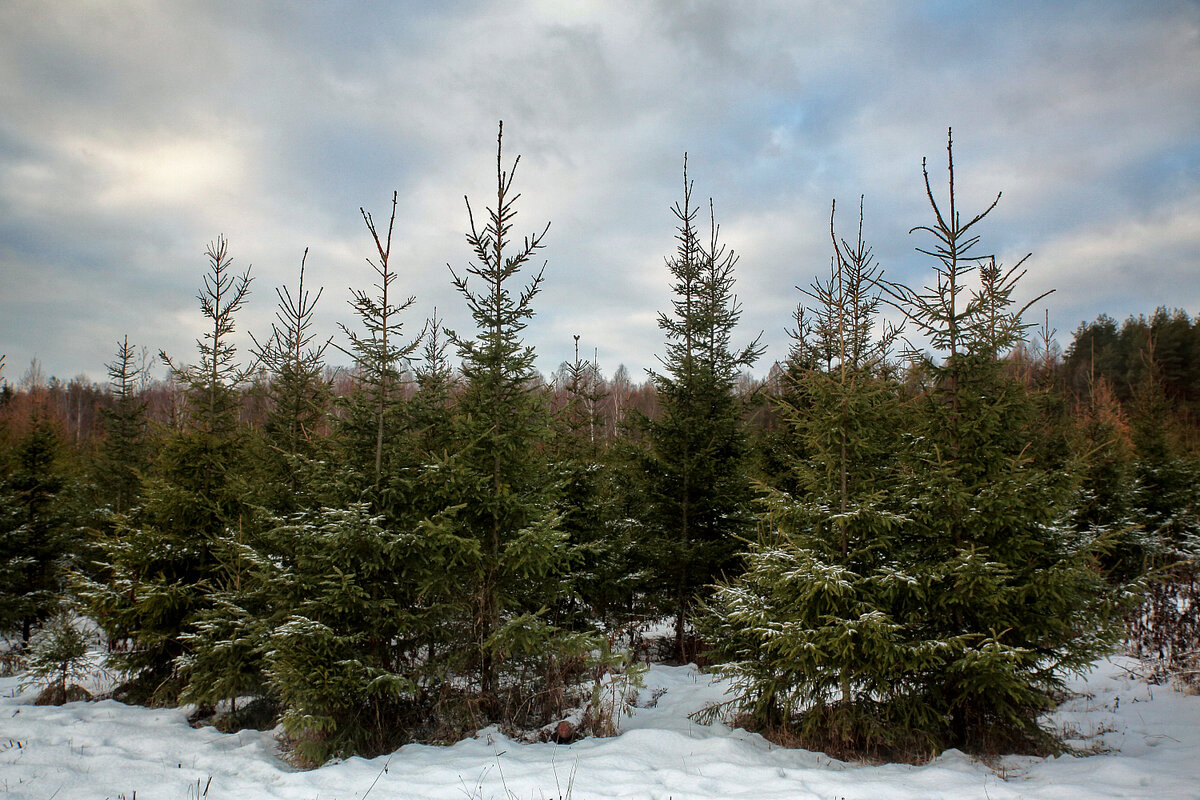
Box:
[1, 127, 1196, 765]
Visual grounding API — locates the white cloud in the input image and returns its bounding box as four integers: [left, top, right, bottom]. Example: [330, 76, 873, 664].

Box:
[1, 1, 1198, 381]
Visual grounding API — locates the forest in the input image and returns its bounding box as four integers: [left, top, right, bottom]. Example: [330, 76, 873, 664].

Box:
[2, 129, 1198, 767]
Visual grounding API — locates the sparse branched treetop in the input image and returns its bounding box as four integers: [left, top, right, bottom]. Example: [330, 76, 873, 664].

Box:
[336, 192, 424, 482]
[801, 197, 898, 376]
[251, 248, 332, 457]
[883, 129, 1048, 366]
[446, 120, 549, 393]
[160, 236, 254, 436]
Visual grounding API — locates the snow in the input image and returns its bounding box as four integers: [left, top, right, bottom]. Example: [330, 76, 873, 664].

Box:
[3, 656, 1199, 799]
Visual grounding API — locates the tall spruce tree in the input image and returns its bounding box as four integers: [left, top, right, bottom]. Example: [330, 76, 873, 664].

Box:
[703, 199, 922, 757]
[884, 132, 1120, 753]
[81, 237, 257, 703]
[441, 122, 584, 720]
[643, 156, 763, 661]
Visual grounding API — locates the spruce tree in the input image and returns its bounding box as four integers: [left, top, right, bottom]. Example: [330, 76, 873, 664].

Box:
[248, 249, 334, 517]
[1126, 343, 1200, 683]
[0, 412, 75, 643]
[95, 336, 149, 514]
[885, 132, 1119, 752]
[252, 248, 332, 461]
[642, 156, 763, 661]
[82, 237, 257, 703]
[703, 199, 923, 757]
[442, 122, 583, 720]
[407, 311, 456, 459]
[336, 193, 423, 487]
[551, 339, 637, 630]
[260, 502, 443, 763]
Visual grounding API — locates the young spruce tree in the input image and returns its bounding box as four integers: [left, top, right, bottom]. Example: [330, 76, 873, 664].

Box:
[643, 157, 763, 661]
[337, 193, 423, 488]
[82, 237, 257, 703]
[442, 122, 588, 721]
[95, 336, 149, 514]
[886, 132, 1120, 753]
[703, 200, 925, 757]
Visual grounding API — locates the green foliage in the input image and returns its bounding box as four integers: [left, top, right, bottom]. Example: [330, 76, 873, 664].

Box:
[547, 341, 640, 630]
[161, 237, 254, 438]
[1123, 349, 1200, 685]
[336, 193, 422, 484]
[22, 611, 94, 704]
[81, 431, 257, 703]
[82, 240, 256, 704]
[0, 413, 78, 642]
[440, 122, 585, 720]
[1064, 308, 1200, 428]
[95, 336, 149, 514]
[261, 504, 433, 764]
[252, 249, 332, 461]
[704, 199, 930, 758]
[882, 131, 1122, 753]
[641, 157, 764, 660]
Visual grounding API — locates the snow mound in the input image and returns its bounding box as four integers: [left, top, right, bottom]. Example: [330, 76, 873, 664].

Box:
[2, 656, 1198, 799]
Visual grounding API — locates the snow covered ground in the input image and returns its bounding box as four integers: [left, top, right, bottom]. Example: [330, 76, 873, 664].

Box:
[2, 656, 1198, 800]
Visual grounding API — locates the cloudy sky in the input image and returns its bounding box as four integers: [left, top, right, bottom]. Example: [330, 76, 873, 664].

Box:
[2, 1, 1198, 385]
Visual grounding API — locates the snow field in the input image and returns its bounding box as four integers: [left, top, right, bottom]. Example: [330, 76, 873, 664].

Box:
[2, 656, 1198, 799]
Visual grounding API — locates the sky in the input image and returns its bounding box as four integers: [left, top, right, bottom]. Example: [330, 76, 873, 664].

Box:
[1, 0, 1198, 386]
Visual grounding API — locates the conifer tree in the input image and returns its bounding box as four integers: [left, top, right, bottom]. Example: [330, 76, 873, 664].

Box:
[643, 157, 763, 661]
[82, 238, 257, 703]
[442, 122, 582, 718]
[1071, 369, 1144, 585]
[408, 311, 456, 457]
[95, 336, 149, 514]
[259, 502, 444, 763]
[703, 200, 921, 756]
[252, 248, 332, 462]
[0, 412, 75, 643]
[247, 249, 334, 519]
[884, 132, 1119, 752]
[551, 339, 636, 629]
[1126, 342, 1200, 682]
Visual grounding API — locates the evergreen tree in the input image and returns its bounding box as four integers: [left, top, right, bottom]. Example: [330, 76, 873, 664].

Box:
[260, 502, 445, 764]
[249, 249, 333, 513]
[95, 336, 149, 514]
[551, 339, 637, 630]
[407, 311, 456, 459]
[252, 248, 332, 462]
[375, 311, 458, 526]
[1125, 342, 1200, 683]
[0, 412, 76, 643]
[81, 237, 257, 703]
[704, 199, 922, 757]
[642, 156, 763, 661]
[885, 132, 1119, 752]
[442, 121, 583, 719]
[1070, 370, 1145, 586]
